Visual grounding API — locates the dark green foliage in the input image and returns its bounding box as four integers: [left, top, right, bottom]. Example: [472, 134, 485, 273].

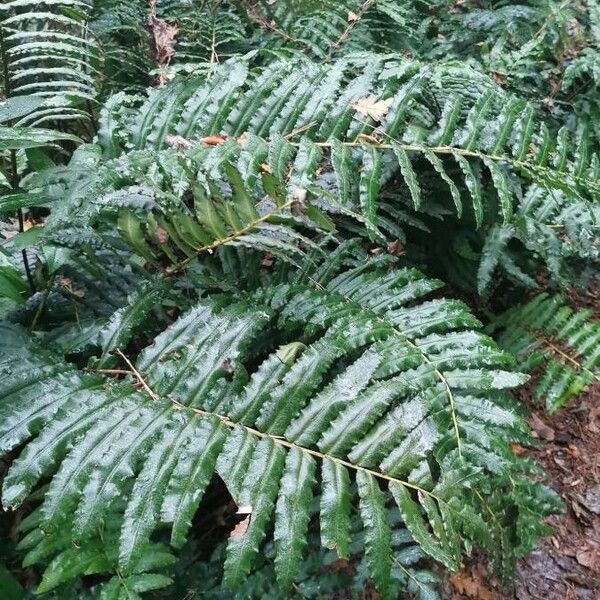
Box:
[158, 508, 442, 600]
[0, 0, 595, 598]
[93, 53, 598, 292]
[0, 0, 98, 125]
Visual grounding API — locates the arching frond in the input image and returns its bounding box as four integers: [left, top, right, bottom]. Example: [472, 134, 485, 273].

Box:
[106, 55, 599, 235]
[0, 257, 558, 597]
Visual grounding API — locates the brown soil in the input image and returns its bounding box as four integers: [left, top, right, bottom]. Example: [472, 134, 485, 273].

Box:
[444, 383, 600, 600]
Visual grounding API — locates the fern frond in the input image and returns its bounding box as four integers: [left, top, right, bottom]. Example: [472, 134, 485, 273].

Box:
[0, 255, 559, 596]
[489, 293, 600, 413]
[213, 509, 443, 599]
[158, 0, 249, 71]
[89, 0, 153, 93]
[0, 246, 28, 303]
[0, 0, 99, 125]
[241, 0, 424, 60]
[109, 55, 599, 236]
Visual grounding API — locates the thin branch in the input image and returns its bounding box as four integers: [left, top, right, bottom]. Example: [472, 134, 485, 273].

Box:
[116, 349, 159, 400]
[84, 368, 137, 376]
[283, 121, 318, 140]
[29, 275, 55, 331]
[239, 0, 307, 49]
[15, 176, 35, 292]
[325, 0, 378, 62]
[532, 336, 600, 381]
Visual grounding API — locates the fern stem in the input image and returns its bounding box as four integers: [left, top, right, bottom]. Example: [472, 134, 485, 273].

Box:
[299, 140, 600, 196]
[532, 337, 600, 381]
[116, 349, 159, 400]
[29, 275, 55, 331]
[324, 0, 378, 62]
[0, 22, 12, 98]
[16, 202, 35, 293]
[239, 0, 307, 50]
[84, 368, 139, 376]
[169, 395, 448, 501]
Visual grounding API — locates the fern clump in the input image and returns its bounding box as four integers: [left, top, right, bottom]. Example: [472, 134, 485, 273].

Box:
[1, 0, 596, 597]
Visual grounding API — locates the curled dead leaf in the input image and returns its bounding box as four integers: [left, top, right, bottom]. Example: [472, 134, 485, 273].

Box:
[529, 413, 555, 441]
[449, 572, 494, 600]
[261, 254, 274, 267]
[148, 0, 178, 85]
[165, 135, 192, 149]
[387, 240, 404, 256]
[201, 134, 228, 146]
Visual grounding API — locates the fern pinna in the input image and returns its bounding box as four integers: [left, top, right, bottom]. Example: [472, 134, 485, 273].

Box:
[0, 250, 559, 598]
[0, 0, 98, 125]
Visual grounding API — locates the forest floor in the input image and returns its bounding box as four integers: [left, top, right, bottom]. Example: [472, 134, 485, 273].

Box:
[443, 382, 600, 600]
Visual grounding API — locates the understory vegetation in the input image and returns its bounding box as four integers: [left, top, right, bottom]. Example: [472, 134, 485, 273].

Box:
[0, 1, 598, 598]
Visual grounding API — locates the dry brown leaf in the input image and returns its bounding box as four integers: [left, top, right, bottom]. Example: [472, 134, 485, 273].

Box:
[292, 188, 307, 203]
[148, 0, 178, 85]
[588, 404, 600, 433]
[529, 413, 555, 441]
[387, 240, 404, 257]
[325, 558, 356, 576]
[201, 134, 228, 146]
[155, 226, 169, 244]
[511, 443, 526, 456]
[356, 133, 382, 144]
[576, 545, 600, 573]
[449, 572, 494, 600]
[261, 254, 274, 267]
[165, 135, 193, 149]
[352, 95, 393, 122]
[56, 276, 85, 298]
[230, 514, 250, 538]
